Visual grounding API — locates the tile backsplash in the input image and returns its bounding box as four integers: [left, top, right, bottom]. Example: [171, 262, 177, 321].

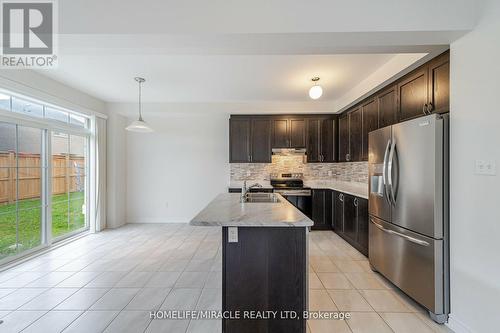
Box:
[230, 155, 368, 183]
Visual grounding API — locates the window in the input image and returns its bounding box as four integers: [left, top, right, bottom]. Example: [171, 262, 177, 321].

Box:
[0, 90, 88, 128]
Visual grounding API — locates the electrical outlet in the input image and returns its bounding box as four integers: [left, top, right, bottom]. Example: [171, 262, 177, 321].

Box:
[327, 170, 333, 177]
[475, 160, 497, 176]
[228, 227, 238, 243]
[246, 171, 251, 177]
[165, 202, 169, 208]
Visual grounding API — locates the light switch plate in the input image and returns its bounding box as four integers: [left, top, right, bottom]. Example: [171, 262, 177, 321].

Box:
[475, 160, 497, 176]
[228, 227, 238, 243]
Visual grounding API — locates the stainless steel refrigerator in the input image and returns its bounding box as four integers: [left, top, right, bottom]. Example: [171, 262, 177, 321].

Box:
[368, 113, 449, 323]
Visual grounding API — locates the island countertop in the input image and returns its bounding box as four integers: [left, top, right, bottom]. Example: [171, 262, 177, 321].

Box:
[190, 193, 313, 227]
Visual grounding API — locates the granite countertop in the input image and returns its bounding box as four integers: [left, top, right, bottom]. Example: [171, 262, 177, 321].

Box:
[190, 193, 313, 227]
[304, 180, 369, 199]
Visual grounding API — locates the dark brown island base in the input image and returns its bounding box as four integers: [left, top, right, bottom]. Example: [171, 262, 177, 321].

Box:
[190, 193, 313, 333]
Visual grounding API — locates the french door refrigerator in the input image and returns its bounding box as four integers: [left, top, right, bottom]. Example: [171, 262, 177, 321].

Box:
[368, 113, 449, 324]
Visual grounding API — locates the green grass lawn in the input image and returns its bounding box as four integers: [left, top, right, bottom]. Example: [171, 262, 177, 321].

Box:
[0, 192, 85, 259]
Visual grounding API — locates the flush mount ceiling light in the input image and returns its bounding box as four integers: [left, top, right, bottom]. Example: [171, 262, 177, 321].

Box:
[308, 77, 323, 100]
[126, 77, 153, 133]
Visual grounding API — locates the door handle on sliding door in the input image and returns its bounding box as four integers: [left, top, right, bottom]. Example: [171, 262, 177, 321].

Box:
[387, 139, 396, 206]
[382, 140, 391, 204]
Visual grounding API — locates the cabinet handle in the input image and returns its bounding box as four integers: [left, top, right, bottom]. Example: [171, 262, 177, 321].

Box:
[422, 104, 428, 115]
[346, 154, 350, 162]
[354, 198, 358, 207]
[427, 102, 433, 113]
[339, 193, 344, 202]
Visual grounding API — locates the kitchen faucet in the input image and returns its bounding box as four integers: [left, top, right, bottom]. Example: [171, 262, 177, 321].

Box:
[240, 180, 263, 202]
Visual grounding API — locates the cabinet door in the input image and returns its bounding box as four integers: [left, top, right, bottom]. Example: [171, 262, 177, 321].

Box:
[311, 190, 325, 229]
[333, 192, 344, 232]
[289, 118, 306, 148]
[356, 198, 369, 256]
[272, 118, 289, 148]
[251, 119, 272, 163]
[343, 194, 357, 242]
[229, 118, 251, 163]
[349, 108, 362, 162]
[398, 67, 429, 121]
[306, 119, 321, 163]
[338, 115, 350, 162]
[324, 190, 333, 229]
[320, 118, 336, 162]
[377, 85, 398, 128]
[361, 99, 378, 161]
[428, 52, 450, 114]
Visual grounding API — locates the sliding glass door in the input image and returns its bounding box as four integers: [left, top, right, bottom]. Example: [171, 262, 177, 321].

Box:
[0, 122, 44, 260]
[0, 122, 89, 263]
[51, 132, 88, 239]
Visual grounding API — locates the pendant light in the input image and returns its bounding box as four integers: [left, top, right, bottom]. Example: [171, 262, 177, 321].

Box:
[126, 77, 153, 132]
[309, 77, 323, 100]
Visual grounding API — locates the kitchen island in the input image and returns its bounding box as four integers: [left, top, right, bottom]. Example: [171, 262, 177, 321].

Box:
[190, 193, 313, 333]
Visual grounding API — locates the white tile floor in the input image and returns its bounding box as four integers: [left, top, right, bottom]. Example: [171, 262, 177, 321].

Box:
[0, 224, 453, 333]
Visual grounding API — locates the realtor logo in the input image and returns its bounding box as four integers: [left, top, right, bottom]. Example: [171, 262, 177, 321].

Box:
[1, 0, 57, 68]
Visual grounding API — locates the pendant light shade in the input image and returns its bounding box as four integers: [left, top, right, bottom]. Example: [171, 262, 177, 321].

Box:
[309, 77, 323, 100]
[126, 77, 153, 133]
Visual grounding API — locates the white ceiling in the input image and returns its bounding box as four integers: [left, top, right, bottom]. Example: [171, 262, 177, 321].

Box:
[32, 0, 482, 114]
[39, 54, 403, 103]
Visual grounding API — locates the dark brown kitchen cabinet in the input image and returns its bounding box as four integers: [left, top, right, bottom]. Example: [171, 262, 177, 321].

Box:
[306, 118, 336, 163]
[311, 189, 332, 230]
[338, 114, 350, 162]
[428, 51, 450, 114]
[377, 85, 398, 128]
[289, 118, 306, 147]
[398, 67, 429, 122]
[250, 119, 272, 163]
[229, 118, 251, 163]
[272, 118, 306, 148]
[361, 98, 378, 161]
[332, 191, 344, 232]
[272, 118, 289, 148]
[332, 192, 368, 256]
[349, 108, 362, 162]
[306, 119, 321, 162]
[229, 118, 271, 163]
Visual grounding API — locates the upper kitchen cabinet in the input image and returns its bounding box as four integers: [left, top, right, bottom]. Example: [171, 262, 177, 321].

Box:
[272, 117, 306, 148]
[361, 98, 378, 161]
[229, 118, 251, 163]
[377, 85, 398, 128]
[338, 114, 350, 162]
[250, 119, 272, 163]
[398, 67, 429, 122]
[398, 50, 450, 121]
[427, 51, 450, 114]
[306, 117, 337, 163]
[349, 107, 362, 162]
[338, 107, 362, 162]
[229, 117, 271, 163]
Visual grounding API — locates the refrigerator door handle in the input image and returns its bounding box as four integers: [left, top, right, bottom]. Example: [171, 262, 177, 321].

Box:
[388, 139, 397, 206]
[370, 219, 430, 247]
[382, 139, 391, 204]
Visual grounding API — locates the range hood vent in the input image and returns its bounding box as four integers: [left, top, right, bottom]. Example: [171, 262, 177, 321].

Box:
[272, 148, 307, 156]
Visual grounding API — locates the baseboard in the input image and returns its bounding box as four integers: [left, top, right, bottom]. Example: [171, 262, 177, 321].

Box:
[126, 220, 190, 224]
[447, 314, 474, 333]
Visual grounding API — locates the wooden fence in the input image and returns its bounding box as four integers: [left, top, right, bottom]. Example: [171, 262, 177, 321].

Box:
[0, 152, 85, 204]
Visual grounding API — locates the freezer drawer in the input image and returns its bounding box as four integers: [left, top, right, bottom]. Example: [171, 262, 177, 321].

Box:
[369, 216, 444, 314]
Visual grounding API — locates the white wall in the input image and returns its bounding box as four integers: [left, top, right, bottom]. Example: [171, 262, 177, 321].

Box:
[106, 112, 128, 228]
[125, 113, 229, 223]
[449, 0, 500, 332]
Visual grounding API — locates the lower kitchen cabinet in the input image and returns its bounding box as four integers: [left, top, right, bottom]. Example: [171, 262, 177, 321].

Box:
[311, 189, 332, 230]
[329, 191, 368, 256]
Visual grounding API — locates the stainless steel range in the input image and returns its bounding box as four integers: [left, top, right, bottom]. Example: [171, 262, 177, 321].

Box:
[271, 173, 312, 216]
